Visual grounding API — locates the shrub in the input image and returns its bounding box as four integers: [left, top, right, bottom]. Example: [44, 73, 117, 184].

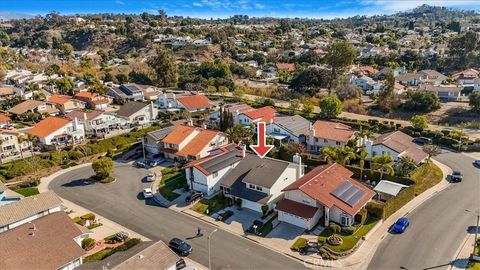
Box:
[261, 204, 269, 215]
[355, 208, 368, 224]
[72, 217, 83, 224]
[366, 201, 385, 219]
[82, 238, 96, 250]
[341, 226, 356, 235]
[291, 237, 308, 251]
[328, 222, 341, 234]
[81, 213, 96, 220]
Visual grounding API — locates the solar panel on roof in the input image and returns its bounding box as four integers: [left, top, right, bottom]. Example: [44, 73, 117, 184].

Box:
[331, 181, 366, 207]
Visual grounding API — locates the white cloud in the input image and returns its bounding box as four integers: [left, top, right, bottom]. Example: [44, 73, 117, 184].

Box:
[115, 0, 125, 5]
[360, 0, 478, 13]
[254, 3, 265, 9]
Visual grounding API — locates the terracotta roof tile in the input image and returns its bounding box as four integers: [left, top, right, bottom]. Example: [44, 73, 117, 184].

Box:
[0, 113, 11, 122]
[311, 120, 355, 143]
[47, 94, 73, 104]
[177, 95, 211, 110]
[161, 125, 197, 145]
[276, 63, 295, 72]
[176, 129, 220, 158]
[283, 163, 375, 216]
[243, 106, 276, 122]
[8, 100, 46, 115]
[27, 116, 71, 138]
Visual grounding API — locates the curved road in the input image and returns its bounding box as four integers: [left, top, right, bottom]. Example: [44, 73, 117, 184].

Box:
[369, 152, 480, 270]
[49, 163, 305, 270]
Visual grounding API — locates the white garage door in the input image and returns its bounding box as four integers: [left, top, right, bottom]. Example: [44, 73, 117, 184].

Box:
[278, 211, 307, 229]
[241, 199, 262, 212]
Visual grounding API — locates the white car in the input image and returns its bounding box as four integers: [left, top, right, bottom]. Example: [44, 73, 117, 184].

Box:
[146, 173, 156, 182]
[143, 188, 153, 198]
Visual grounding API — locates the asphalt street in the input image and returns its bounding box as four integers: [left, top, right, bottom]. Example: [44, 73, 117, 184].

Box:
[369, 152, 480, 270]
[49, 162, 306, 270]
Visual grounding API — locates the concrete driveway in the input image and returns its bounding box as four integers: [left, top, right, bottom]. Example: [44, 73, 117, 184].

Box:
[266, 222, 305, 240]
[223, 207, 263, 232]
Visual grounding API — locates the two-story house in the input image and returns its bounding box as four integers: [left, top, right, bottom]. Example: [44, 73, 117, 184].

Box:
[277, 163, 375, 229]
[219, 153, 303, 213]
[117, 84, 145, 101]
[47, 94, 86, 113]
[144, 126, 175, 155]
[184, 144, 244, 196]
[27, 116, 85, 148]
[0, 114, 11, 128]
[452, 68, 479, 85]
[268, 115, 310, 144]
[114, 101, 158, 127]
[364, 131, 428, 164]
[208, 103, 254, 128]
[65, 110, 128, 138]
[307, 120, 356, 154]
[157, 93, 212, 113]
[74, 91, 111, 110]
[418, 84, 463, 101]
[161, 125, 228, 161]
[237, 106, 277, 128]
[0, 129, 30, 159]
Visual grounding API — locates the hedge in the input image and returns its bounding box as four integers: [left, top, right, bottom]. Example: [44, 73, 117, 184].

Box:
[346, 165, 415, 186]
[382, 186, 415, 219]
[366, 201, 385, 220]
[81, 213, 96, 220]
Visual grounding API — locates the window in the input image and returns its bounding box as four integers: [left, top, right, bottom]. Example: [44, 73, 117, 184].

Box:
[256, 186, 263, 191]
[212, 172, 218, 178]
[249, 184, 255, 189]
[315, 138, 319, 142]
[340, 215, 350, 226]
[336, 141, 341, 146]
[274, 128, 280, 133]
[324, 139, 328, 143]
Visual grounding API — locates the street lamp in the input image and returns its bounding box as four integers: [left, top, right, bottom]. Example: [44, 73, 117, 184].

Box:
[208, 229, 218, 270]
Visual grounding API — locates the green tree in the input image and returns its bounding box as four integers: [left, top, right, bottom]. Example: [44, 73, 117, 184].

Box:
[92, 157, 114, 180]
[403, 90, 440, 112]
[319, 95, 342, 119]
[218, 109, 234, 132]
[289, 99, 300, 113]
[469, 91, 480, 113]
[233, 87, 244, 100]
[289, 67, 330, 96]
[371, 153, 394, 180]
[321, 146, 355, 165]
[225, 124, 253, 145]
[148, 47, 178, 87]
[356, 148, 368, 181]
[60, 43, 74, 60]
[410, 115, 429, 131]
[377, 70, 395, 112]
[277, 142, 308, 162]
[54, 77, 74, 95]
[302, 104, 314, 115]
[396, 156, 417, 177]
[324, 41, 357, 90]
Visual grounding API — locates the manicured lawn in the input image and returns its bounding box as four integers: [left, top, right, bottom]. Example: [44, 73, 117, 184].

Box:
[291, 237, 308, 251]
[87, 223, 103, 230]
[158, 170, 186, 201]
[411, 160, 443, 195]
[83, 248, 113, 262]
[13, 187, 39, 197]
[318, 217, 379, 253]
[192, 193, 229, 215]
[468, 261, 480, 270]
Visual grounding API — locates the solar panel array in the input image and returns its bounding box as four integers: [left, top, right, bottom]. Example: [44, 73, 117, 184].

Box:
[331, 181, 366, 207]
[201, 150, 241, 174]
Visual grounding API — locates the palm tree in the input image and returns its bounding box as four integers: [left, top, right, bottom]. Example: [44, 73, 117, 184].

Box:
[371, 153, 395, 180]
[321, 146, 356, 165]
[17, 135, 26, 159]
[356, 148, 368, 180]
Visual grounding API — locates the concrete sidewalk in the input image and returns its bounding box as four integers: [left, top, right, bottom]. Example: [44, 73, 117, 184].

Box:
[450, 233, 476, 269]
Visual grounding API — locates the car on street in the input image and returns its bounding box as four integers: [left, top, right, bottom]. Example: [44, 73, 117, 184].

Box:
[146, 173, 156, 182]
[169, 238, 192, 256]
[451, 170, 463, 182]
[392, 217, 410, 233]
[143, 188, 153, 198]
[185, 191, 203, 204]
[474, 160, 480, 167]
[413, 137, 433, 145]
[133, 160, 147, 168]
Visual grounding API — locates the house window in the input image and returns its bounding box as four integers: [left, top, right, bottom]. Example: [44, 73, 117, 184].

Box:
[274, 127, 280, 133]
[335, 141, 341, 146]
[315, 138, 319, 142]
[212, 172, 218, 178]
[302, 199, 310, 204]
[256, 186, 263, 191]
[324, 139, 328, 143]
[340, 215, 350, 226]
[249, 184, 255, 189]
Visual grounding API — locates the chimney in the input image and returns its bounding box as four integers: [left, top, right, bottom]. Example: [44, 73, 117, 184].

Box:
[187, 119, 193, 126]
[241, 144, 246, 158]
[202, 123, 207, 129]
[292, 153, 303, 178]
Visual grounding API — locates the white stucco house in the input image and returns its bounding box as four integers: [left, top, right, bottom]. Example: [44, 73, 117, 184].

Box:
[364, 131, 428, 164]
[27, 116, 85, 147]
[306, 120, 356, 155]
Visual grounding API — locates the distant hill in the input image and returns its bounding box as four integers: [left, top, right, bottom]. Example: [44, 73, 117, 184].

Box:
[0, 12, 34, 21]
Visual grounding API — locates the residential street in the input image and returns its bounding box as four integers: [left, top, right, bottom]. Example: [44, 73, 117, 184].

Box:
[48, 162, 306, 270]
[369, 152, 480, 270]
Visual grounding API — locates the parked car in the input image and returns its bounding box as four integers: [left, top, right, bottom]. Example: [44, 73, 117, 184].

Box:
[143, 188, 153, 198]
[413, 137, 432, 145]
[474, 160, 480, 167]
[146, 173, 156, 182]
[392, 217, 410, 233]
[149, 159, 163, 167]
[451, 170, 463, 182]
[133, 161, 147, 168]
[169, 238, 192, 256]
[185, 192, 203, 204]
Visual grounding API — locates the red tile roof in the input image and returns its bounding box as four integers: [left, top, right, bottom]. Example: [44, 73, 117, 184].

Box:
[177, 95, 211, 110]
[162, 125, 197, 145]
[276, 198, 319, 218]
[176, 129, 221, 158]
[47, 94, 72, 104]
[27, 116, 71, 138]
[311, 120, 355, 143]
[276, 63, 295, 72]
[243, 106, 276, 122]
[75, 91, 97, 99]
[359, 66, 379, 74]
[0, 113, 11, 122]
[283, 163, 375, 216]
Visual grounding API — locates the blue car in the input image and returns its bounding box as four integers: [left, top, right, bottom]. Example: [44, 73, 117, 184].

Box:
[392, 217, 410, 233]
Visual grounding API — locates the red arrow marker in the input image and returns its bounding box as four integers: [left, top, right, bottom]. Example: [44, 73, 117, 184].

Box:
[250, 122, 273, 158]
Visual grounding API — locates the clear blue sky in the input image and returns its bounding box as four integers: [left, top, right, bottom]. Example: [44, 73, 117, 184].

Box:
[0, 0, 478, 19]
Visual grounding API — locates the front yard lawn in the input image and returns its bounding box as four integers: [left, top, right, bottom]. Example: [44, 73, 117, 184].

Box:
[13, 187, 39, 197]
[83, 248, 113, 262]
[318, 217, 379, 253]
[158, 170, 186, 201]
[411, 160, 443, 195]
[192, 193, 229, 215]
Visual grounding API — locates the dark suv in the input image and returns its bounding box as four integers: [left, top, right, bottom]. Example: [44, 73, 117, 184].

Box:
[169, 238, 192, 256]
[185, 192, 203, 204]
[451, 170, 463, 182]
